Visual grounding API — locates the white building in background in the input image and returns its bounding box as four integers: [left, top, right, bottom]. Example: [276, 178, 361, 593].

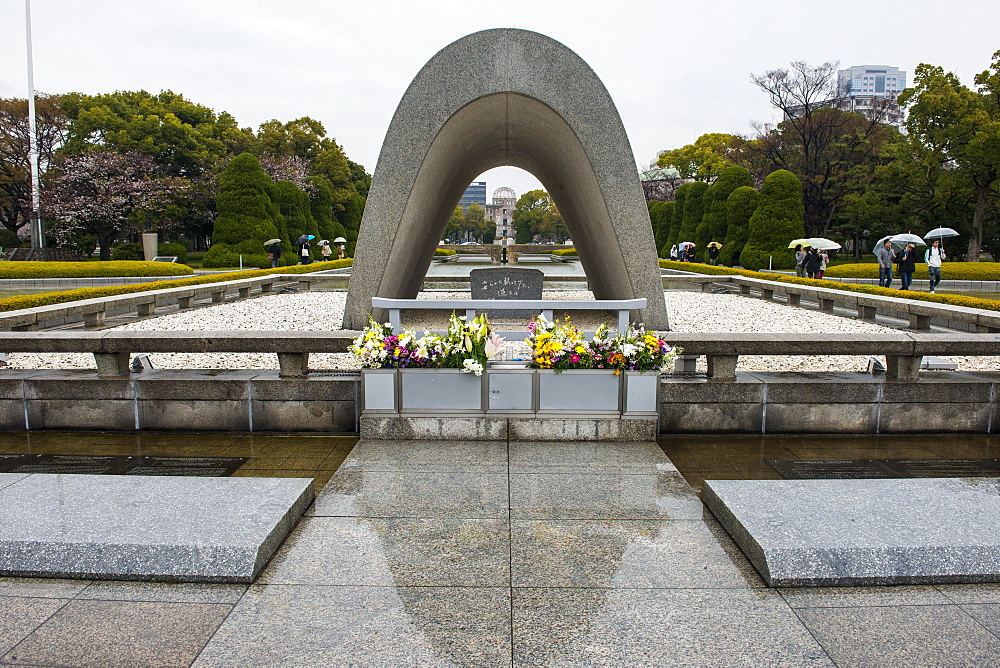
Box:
[838, 65, 907, 128]
[485, 186, 517, 244]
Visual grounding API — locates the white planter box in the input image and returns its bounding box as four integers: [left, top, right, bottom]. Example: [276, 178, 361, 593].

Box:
[360, 368, 661, 418]
[536, 369, 621, 414]
[623, 371, 661, 415]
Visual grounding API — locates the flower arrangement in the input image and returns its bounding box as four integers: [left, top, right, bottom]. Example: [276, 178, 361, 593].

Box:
[349, 312, 504, 376]
[525, 315, 679, 373]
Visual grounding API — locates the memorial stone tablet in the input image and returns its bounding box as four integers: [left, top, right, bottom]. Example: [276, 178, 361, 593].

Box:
[470, 267, 544, 319]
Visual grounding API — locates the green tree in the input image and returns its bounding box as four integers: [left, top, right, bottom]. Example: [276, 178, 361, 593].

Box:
[464, 203, 488, 242]
[721, 186, 760, 265]
[61, 90, 246, 177]
[513, 190, 559, 243]
[203, 153, 281, 268]
[273, 179, 318, 255]
[740, 170, 804, 270]
[663, 186, 688, 254]
[699, 166, 754, 250]
[340, 192, 365, 256]
[896, 55, 1000, 261]
[656, 133, 739, 181]
[0, 94, 69, 236]
[676, 181, 709, 258]
[446, 205, 465, 242]
[656, 201, 676, 257]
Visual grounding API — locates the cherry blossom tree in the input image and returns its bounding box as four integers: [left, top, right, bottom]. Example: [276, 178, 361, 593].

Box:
[42, 149, 184, 260]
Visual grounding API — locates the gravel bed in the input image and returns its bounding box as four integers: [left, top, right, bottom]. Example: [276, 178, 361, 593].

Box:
[5, 290, 999, 373]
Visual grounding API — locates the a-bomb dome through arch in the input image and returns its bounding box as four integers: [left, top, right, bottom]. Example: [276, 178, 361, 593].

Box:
[343, 28, 668, 330]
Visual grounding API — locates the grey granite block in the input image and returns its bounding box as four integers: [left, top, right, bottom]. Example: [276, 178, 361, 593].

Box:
[193, 584, 511, 668]
[137, 399, 250, 431]
[0, 474, 313, 583]
[659, 402, 763, 433]
[510, 472, 705, 520]
[0, 400, 26, 430]
[508, 440, 676, 474]
[879, 402, 992, 433]
[360, 416, 508, 440]
[26, 399, 136, 431]
[2, 599, 233, 667]
[795, 604, 1000, 667]
[703, 478, 1000, 586]
[337, 439, 508, 473]
[764, 402, 879, 433]
[512, 587, 832, 667]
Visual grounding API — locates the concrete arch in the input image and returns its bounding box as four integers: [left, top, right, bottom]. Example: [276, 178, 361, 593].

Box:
[343, 28, 668, 329]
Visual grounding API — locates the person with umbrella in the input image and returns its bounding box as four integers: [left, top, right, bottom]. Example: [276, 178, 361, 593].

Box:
[707, 242, 721, 266]
[803, 247, 822, 279]
[793, 244, 807, 278]
[925, 240, 946, 293]
[265, 238, 282, 269]
[875, 238, 895, 288]
[896, 242, 918, 290]
[296, 234, 314, 265]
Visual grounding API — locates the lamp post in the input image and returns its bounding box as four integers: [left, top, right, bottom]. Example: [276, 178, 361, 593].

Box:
[25, 0, 43, 250]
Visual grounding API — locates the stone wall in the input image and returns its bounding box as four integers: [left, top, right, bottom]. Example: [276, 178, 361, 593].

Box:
[3, 369, 1000, 435]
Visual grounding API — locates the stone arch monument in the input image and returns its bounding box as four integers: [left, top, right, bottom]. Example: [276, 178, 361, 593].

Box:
[343, 28, 668, 330]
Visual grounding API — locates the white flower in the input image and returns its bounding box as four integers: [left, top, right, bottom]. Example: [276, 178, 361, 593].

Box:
[622, 343, 638, 358]
[462, 358, 484, 376]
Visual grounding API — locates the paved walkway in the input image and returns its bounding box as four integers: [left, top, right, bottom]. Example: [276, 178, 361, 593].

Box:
[2, 439, 1000, 666]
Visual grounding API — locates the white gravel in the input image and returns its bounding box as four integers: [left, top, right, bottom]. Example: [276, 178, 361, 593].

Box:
[6, 290, 999, 373]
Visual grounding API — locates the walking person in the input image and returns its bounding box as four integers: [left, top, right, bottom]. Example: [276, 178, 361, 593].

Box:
[925, 240, 946, 293]
[320, 240, 332, 262]
[794, 245, 807, 278]
[817, 248, 829, 279]
[267, 241, 281, 269]
[298, 238, 312, 265]
[685, 245, 697, 263]
[875, 239, 895, 288]
[896, 242, 917, 290]
[708, 244, 720, 266]
[804, 247, 822, 279]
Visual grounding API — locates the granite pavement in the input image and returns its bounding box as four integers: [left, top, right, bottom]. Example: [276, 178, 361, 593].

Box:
[0, 437, 999, 666]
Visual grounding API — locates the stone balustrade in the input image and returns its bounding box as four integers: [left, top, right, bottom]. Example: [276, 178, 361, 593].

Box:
[5, 330, 1000, 381]
[662, 272, 1000, 332]
[0, 275, 308, 332]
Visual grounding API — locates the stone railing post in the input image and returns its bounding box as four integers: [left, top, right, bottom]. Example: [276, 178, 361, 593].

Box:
[706, 355, 738, 379]
[277, 352, 310, 377]
[94, 352, 130, 377]
[885, 355, 922, 380]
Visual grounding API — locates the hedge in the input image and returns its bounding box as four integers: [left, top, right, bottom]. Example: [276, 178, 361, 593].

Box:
[434, 248, 457, 256]
[659, 260, 1000, 312]
[552, 248, 578, 256]
[0, 259, 353, 313]
[825, 262, 1000, 281]
[0, 261, 194, 279]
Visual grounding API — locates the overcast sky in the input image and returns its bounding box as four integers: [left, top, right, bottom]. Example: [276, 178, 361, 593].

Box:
[2, 0, 997, 199]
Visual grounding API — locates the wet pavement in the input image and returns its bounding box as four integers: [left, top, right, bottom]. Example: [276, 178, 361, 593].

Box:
[0, 433, 999, 666]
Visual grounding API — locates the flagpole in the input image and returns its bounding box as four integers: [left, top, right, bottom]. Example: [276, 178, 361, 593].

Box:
[25, 0, 43, 250]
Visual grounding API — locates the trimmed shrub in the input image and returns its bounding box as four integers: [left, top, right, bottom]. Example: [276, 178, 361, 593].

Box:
[722, 186, 760, 266]
[826, 262, 1000, 281]
[699, 166, 753, 258]
[740, 170, 804, 271]
[434, 248, 457, 256]
[0, 229, 23, 250]
[110, 243, 144, 261]
[157, 242, 188, 264]
[656, 201, 676, 257]
[552, 248, 577, 256]
[676, 182, 709, 259]
[0, 259, 352, 312]
[663, 187, 686, 255]
[0, 261, 194, 279]
[204, 153, 282, 269]
[659, 259, 1000, 311]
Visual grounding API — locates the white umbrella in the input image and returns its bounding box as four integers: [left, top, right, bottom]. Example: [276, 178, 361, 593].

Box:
[679, 241, 696, 249]
[804, 237, 842, 250]
[924, 227, 959, 240]
[890, 233, 926, 246]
